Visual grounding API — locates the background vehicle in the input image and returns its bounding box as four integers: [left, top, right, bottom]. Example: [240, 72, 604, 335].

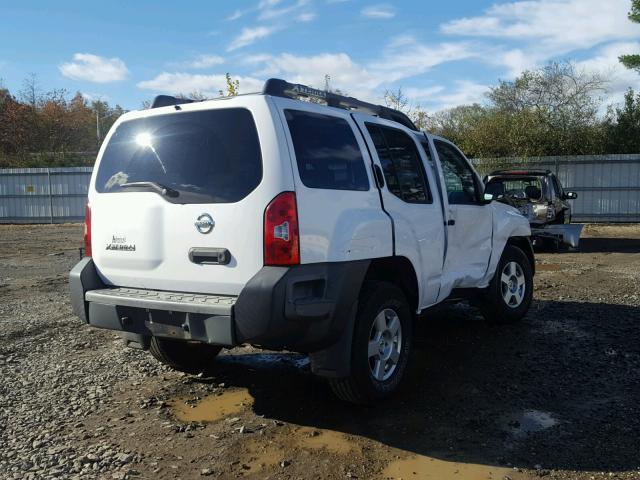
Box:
[484, 170, 582, 249]
[70, 79, 534, 404]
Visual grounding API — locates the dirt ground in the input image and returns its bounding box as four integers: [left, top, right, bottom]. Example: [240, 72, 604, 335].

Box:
[1, 223, 639, 480]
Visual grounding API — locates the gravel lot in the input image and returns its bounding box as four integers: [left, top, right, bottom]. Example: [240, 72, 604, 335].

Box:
[1, 224, 639, 480]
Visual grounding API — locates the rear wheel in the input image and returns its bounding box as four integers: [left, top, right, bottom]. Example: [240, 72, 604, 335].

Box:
[149, 337, 221, 374]
[329, 282, 412, 405]
[479, 245, 533, 324]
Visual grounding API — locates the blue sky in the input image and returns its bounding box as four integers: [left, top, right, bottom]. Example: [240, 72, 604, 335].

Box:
[1, 0, 638, 112]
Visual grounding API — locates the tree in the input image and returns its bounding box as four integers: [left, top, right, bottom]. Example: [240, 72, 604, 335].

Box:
[384, 87, 410, 113]
[485, 61, 608, 155]
[620, 0, 640, 72]
[219, 73, 239, 97]
[605, 88, 640, 153]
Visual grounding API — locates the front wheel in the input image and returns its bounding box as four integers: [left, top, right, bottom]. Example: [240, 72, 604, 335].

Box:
[479, 245, 533, 324]
[329, 282, 412, 405]
[149, 337, 222, 374]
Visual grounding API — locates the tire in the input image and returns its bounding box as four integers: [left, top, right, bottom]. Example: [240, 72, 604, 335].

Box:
[479, 245, 533, 324]
[149, 337, 222, 374]
[329, 282, 412, 405]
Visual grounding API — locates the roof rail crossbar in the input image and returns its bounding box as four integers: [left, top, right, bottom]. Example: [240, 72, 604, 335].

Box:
[263, 78, 418, 131]
[151, 95, 196, 109]
[489, 169, 552, 176]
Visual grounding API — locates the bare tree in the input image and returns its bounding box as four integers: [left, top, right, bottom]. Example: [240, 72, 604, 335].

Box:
[19, 73, 41, 109]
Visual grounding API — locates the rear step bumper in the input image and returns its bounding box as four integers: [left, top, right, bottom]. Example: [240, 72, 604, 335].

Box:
[85, 288, 236, 315]
[70, 258, 370, 365]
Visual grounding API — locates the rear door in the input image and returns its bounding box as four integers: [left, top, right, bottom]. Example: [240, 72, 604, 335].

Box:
[274, 99, 392, 263]
[430, 137, 493, 296]
[352, 114, 445, 308]
[89, 96, 291, 296]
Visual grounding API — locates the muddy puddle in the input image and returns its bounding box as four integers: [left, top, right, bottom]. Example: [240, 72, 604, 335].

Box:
[296, 427, 355, 454]
[383, 456, 526, 479]
[170, 388, 253, 423]
[503, 409, 558, 438]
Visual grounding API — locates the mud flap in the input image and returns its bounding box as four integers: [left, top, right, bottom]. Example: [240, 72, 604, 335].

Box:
[308, 302, 358, 378]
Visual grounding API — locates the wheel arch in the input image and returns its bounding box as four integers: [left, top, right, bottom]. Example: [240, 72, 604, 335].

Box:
[363, 256, 420, 313]
[506, 236, 535, 275]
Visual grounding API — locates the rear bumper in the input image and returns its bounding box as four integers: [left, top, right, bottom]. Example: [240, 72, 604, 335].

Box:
[70, 258, 369, 354]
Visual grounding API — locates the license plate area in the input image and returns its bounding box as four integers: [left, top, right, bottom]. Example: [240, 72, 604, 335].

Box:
[145, 310, 188, 338]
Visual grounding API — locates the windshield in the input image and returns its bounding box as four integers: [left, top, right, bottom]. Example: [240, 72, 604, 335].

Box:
[95, 108, 262, 204]
[486, 177, 544, 201]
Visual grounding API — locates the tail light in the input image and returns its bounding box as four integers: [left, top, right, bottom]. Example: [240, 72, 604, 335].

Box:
[84, 203, 92, 257]
[264, 192, 299, 266]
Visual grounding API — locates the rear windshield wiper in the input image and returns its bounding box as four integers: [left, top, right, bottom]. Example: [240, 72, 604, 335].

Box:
[120, 181, 179, 198]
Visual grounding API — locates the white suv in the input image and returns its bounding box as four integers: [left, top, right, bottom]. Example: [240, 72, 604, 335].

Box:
[70, 79, 534, 404]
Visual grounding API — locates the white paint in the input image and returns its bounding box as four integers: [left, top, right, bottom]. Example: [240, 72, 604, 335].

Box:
[89, 95, 292, 295]
[88, 91, 530, 310]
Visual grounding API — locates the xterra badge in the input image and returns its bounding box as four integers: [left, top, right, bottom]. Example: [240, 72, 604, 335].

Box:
[195, 213, 215, 234]
[105, 235, 136, 251]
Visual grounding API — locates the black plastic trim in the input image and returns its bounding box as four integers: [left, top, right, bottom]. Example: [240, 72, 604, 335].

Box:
[234, 261, 370, 353]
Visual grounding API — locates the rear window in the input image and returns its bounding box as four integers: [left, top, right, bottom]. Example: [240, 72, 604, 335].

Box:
[487, 177, 543, 200]
[284, 109, 369, 191]
[95, 108, 262, 204]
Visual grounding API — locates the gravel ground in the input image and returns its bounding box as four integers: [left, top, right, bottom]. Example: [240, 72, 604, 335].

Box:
[0, 223, 639, 480]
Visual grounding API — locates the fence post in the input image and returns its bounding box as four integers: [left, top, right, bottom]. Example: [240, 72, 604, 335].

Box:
[46, 168, 54, 224]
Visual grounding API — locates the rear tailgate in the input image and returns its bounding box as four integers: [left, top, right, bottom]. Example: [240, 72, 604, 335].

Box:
[89, 96, 292, 296]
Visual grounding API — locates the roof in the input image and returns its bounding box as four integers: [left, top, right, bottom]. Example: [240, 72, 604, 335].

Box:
[150, 78, 418, 131]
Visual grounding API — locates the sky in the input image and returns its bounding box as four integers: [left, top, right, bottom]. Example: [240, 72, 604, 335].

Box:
[1, 0, 639, 112]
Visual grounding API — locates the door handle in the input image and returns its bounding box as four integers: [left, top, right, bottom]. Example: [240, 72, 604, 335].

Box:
[188, 248, 231, 265]
[446, 219, 455, 226]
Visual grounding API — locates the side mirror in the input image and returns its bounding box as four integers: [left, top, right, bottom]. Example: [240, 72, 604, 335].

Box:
[483, 193, 495, 202]
[563, 191, 578, 200]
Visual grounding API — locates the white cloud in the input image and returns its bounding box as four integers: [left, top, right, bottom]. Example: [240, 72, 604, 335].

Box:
[361, 4, 395, 19]
[249, 52, 379, 94]
[259, 0, 310, 20]
[228, 26, 277, 51]
[297, 12, 316, 22]
[59, 53, 128, 83]
[258, 0, 283, 8]
[441, 0, 637, 54]
[371, 36, 476, 82]
[227, 10, 244, 21]
[182, 55, 225, 69]
[431, 81, 490, 110]
[403, 86, 446, 102]
[575, 42, 640, 107]
[137, 72, 264, 97]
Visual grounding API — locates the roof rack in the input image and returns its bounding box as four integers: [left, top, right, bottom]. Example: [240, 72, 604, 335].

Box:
[151, 95, 195, 109]
[489, 169, 551, 176]
[150, 79, 419, 131]
[263, 78, 418, 131]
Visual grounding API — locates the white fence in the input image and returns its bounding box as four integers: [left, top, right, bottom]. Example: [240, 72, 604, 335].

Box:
[1, 154, 639, 223]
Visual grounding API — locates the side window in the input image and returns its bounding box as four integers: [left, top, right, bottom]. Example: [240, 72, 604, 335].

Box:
[284, 110, 369, 191]
[433, 140, 479, 205]
[366, 124, 432, 204]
